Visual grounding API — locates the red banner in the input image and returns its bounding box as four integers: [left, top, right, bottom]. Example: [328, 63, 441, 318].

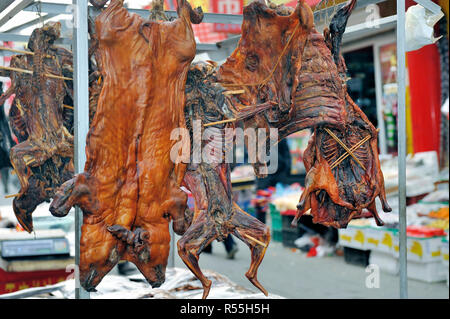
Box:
[212, 0, 243, 34]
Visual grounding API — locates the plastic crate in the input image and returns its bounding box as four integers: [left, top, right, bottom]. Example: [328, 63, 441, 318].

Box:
[269, 204, 282, 231]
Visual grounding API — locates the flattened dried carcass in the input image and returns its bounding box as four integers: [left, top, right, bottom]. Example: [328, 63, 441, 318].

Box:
[216, 0, 391, 228]
[0, 22, 74, 233]
[179, 62, 270, 299]
[50, 0, 203, 291]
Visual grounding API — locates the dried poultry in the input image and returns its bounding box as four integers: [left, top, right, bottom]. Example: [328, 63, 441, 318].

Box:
[50, 0, 203, 291]
[216, 0, 391, 228]
[180, 62, 271, 299]
[0, 22, 74, 233]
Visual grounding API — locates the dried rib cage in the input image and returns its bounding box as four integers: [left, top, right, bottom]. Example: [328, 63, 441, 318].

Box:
[216, 0, 391, 229]
[180, 62, 271, 299]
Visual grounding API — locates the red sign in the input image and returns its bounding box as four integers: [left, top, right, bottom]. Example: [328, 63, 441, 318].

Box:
[0, 268, 71, 295]
[212, 0, 243, 34]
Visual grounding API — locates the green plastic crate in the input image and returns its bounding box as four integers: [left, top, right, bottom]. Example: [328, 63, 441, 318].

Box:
[269, 203, 282, 231]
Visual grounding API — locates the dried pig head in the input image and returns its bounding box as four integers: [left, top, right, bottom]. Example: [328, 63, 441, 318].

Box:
[216, 0, 315, 177]
[50, 0, 203, 291]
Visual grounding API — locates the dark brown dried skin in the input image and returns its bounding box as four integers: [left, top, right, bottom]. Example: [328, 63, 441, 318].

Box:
[216, 0, 315, 177]
[0, 22, 75, 233]
[180, 63, 270, 299]
[217, 1, 391, 228]
[50, 0, 202, 292]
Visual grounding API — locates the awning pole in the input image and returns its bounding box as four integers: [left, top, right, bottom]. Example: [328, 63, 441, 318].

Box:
[396, 0, 408, 299]
[73, 0, 90, 300]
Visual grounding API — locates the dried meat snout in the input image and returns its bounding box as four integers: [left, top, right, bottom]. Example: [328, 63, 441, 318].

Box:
[50, 0, 203, 291]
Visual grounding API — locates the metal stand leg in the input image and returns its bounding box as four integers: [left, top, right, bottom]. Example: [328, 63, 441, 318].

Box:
[73, 0, 90, 299]
[396, 0, 408, 299]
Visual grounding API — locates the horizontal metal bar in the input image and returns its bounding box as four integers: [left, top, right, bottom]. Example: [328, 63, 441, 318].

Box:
[0, 32, 216, 54]
[24, 2, 244, 25]
[3, 13, 58, 33]
[0, 0, 35, 28]
[413, 0, 442, 14]
[343, 14, 396, 43]
[314, 0, 388, 21]
[0, 0, 16, 14]
[196, 43, 218, 51]
[354, 0, 388, 9]
[0, 32, 72, 45]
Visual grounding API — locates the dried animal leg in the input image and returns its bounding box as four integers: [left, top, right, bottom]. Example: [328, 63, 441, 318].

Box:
[231, 203, 270, 296]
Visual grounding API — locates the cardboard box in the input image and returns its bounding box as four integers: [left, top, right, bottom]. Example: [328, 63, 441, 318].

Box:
[442, 238, 449, 287]
[365, 227, 397, 254]
[338, 226, 369, 250]
[393, 234, 445, 263]
[369, 250, 399, 275]
[441, 238, 449, 266]
[407, 260, 447, 283]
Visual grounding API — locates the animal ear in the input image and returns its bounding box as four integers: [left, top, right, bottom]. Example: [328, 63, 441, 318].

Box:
[292, 0, 314, 30]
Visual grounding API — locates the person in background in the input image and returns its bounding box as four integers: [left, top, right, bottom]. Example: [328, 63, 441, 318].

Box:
[203, 235, 238, 259]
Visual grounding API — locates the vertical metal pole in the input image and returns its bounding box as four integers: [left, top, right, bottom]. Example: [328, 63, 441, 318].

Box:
[73, 0, 90, 299]
[168, 225, 175, 268]
[373, 44, 388, 155]
[396, 0, 408, 299]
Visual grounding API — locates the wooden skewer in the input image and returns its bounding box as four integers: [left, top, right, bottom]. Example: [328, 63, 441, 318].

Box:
[0, 46, 53, 59]
[0, 46, 33, 56]
[243, 233, 268, 248]
[25, 158, 35, 166]
[329, 128, 380, 170]
[4, 193, 19, 199]
[324, 127, 365, 170]
[0, 66, 72, 81]
[223, 89, 245, 95]
[63, 104, 74, 110]
[203, 118, 237, 127]
[330, 135, 370, 170]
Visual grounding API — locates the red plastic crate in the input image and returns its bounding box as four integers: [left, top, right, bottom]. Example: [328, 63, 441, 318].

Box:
[280, 209, 297, 216]
[406, 225, 446, 238]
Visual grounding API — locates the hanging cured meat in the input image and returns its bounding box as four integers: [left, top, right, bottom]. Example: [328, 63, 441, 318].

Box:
[50, 0, 203, 291]
[0, 82, 14, 188]
[0, 22, 75, 233]
[216, 0, 391, 228]
[180, 62, 271, 299]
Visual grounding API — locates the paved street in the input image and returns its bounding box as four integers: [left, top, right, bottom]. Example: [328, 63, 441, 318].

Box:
[1, 175, 448, 299]
[171, 235, 449, 299]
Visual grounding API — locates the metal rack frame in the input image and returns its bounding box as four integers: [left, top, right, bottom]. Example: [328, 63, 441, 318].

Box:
[1, 0, 441, 300]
